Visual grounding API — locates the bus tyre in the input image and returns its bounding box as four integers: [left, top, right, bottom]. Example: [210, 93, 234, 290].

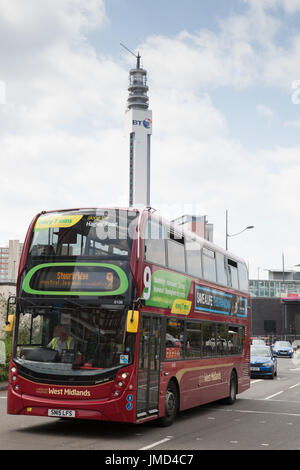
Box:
[159, 381, 178, 427]
[224, 371, 237, 405]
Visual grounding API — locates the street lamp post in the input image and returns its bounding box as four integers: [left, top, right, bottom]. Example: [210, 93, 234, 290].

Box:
[225, 209, 254, 250]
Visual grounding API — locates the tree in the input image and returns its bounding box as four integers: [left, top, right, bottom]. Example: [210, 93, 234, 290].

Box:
[0, 292, 15, 380]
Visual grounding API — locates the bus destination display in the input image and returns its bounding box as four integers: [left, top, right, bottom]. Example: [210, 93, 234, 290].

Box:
[22, 263, 129, 296]
[32, 266, 118, 292]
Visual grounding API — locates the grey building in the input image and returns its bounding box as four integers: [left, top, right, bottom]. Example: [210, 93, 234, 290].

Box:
[250, 270, 300, 339]
[0, 240, 23, 283]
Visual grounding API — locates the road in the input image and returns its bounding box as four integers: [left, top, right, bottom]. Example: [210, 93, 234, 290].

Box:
[1, 357, 300, 451]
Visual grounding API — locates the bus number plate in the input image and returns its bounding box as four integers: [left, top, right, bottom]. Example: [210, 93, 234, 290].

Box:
[48, 409, 76, 418]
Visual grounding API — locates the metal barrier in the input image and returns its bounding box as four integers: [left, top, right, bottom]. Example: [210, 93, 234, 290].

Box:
[251, 334, 300, 348]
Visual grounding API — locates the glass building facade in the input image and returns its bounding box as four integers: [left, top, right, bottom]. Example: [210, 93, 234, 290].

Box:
[250, 279, 300, 298]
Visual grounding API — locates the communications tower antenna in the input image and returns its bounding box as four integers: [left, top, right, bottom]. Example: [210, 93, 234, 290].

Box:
[120, 43, 141, 69]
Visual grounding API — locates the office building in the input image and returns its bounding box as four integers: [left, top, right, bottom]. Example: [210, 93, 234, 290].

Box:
[0, 240, 23, 283]
[250, 269, 300, 339]
[172, 215, 214, 242]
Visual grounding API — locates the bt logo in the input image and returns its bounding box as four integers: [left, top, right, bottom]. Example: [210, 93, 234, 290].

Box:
[132, 118, 152, 128]
[143, 118, 152, 128]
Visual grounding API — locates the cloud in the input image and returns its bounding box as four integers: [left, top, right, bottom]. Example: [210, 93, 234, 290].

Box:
[0, 0, 127, 244]
[245, 0, 300, 14]
[281, 0, 300, 12]
[256, 104, 274, 118]
[139, 0, 300, 93]
[0, 0, 123, 132]
[1, 128, 128, 242]
[284, 119, 300, 127]
[0, 0, 107, 41]
[141, 30, 260, 91]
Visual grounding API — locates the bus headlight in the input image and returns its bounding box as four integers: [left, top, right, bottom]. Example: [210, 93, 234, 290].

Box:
[111, 368, 131, 399]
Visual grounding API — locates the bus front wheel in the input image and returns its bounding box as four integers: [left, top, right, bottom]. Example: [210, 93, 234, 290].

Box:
[159, 380, 178, 427]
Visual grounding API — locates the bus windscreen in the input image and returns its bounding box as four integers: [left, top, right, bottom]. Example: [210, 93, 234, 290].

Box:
[29, 209, 138, 259]
[13, 308, 135, 378]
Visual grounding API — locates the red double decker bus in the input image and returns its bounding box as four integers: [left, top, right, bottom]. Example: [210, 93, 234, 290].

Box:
[7, 207, 250, 426]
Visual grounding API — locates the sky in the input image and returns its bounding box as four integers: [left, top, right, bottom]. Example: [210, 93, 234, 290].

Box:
[1, 0, 300, 279]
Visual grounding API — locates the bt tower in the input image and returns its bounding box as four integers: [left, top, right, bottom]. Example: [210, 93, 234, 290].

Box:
[125, 51, 152, 207]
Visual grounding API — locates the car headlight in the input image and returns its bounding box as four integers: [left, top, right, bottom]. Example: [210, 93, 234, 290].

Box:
[262, 361, 273, 367]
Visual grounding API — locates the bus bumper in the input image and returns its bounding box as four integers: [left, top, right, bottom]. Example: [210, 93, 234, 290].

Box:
[7, 383, 137, 423]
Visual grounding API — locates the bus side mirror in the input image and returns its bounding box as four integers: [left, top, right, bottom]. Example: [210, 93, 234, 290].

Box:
[6, 296, 16, 332]
[5, 314, 15, 332]
[126, 310, 139, 333]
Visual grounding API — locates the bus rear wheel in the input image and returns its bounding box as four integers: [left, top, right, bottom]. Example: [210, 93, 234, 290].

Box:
[159, 381, 178, 427]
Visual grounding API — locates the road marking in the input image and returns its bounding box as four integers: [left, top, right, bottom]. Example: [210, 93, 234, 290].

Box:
[255, 399, 300, 403]
[265, 391, 284, 400]
[139, 438, 171, 450]
[289, 383, 300, 389]
[221, 408, 300, 417]
[251, 380, 263, 384]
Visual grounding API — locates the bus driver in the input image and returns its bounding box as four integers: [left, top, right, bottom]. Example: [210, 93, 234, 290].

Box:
[48, 325, 74, 354]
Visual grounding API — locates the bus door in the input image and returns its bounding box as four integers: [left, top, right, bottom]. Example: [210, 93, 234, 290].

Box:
[136, 314, 161, 420]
